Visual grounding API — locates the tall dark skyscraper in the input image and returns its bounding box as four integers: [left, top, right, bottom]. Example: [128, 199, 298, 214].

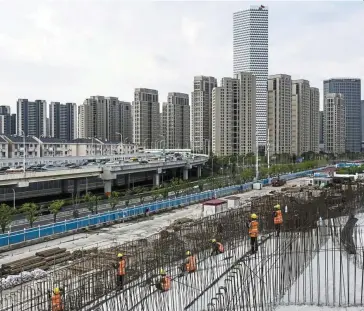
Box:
[49, 102, 77, 140]
[17, 99, 47, 137]
[319, 111, 324, 145]
[0, 106, 15, 135]
[323, 79, 361, 152]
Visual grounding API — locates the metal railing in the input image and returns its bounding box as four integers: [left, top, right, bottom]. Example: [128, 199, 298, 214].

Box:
[0, 168, 321, 248]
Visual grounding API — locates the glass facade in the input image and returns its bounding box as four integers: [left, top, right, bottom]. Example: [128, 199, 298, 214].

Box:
[233, 6, 268, 147]
[323, 79, 361, 152]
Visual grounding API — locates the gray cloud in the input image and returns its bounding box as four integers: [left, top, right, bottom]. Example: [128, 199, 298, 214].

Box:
[0, 1, 362, 112]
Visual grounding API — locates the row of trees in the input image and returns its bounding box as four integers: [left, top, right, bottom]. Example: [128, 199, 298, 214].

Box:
[0, 158, 326, 233]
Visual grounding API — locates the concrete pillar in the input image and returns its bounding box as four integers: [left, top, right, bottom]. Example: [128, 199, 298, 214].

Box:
[153, 173, 160, 187]
[73, 179, 80, 195]
[61, 180, 69, 194]
[183, 168, 189, 181]
[104, 180, 112, 197]
[124, 174, 131, 189]
[197, 166, 202, 178]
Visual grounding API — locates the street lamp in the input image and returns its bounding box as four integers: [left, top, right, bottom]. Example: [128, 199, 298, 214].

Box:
[11, 188, 15, 210]
[20, 130, 26, 174]
[116, 132, 123, 154]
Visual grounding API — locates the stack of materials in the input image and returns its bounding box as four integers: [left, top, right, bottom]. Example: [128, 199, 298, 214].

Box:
[35, 247, 72, 266]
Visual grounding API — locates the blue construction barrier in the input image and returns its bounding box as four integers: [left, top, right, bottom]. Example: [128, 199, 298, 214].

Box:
[0, 167, 325, 248]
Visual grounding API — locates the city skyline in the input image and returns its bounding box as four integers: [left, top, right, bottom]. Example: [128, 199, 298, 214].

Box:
[0, 1, 363, 111]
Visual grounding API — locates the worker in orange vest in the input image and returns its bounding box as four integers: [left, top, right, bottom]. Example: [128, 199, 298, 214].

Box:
[51, 287, 63, 311]
[116, 253, 126, 289]
[182, 250, 197, 274]
[273, 204, 283, 237]
[156, 269, 171, 291]
[211, 239, 224, 256]
[248, 214, 259, 254]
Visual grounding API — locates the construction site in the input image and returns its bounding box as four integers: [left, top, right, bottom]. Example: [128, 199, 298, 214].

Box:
[1, 178, 364, 311]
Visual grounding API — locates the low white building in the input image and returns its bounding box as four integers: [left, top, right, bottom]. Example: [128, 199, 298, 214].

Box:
[0, 136, 9, 159]
[35, 137, 73, 157]
[3, 135, 41, 158]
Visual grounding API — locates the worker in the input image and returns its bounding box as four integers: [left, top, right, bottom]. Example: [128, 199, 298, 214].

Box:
[156, 269, 171, 292]
[116, 253, 126, 289]
[182, 250, 197, 274]
[51, 287, 63, 311]
[248, 214, 259, 254]
[273, 204, 283, 237]
[211, 239, 224, 256]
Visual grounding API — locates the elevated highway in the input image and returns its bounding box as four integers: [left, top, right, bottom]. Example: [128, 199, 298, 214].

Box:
[0, 155, 208, 194]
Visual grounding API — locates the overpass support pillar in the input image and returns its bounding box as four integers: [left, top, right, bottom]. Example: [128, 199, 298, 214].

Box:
[104, 180, 112, 197]
[124, 174, 131, 189]
[183, 168, 189, 181]
[153, 173, 160, 187]
[197, 166, 202, 178]
[61, 180, 68, 194]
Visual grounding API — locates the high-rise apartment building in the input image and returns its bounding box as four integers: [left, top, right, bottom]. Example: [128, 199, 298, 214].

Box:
[323, 93, 345, 154]
[191, 76, 217, 154]
[323, 78, 361, 152]
[108, 99, 132, 143]
[267, 74, 292, 155]
[309, 87, 320, 153]
[0, 106, 14, 135]
[132, 88, 160, 149]
[16, 99, 47, 137]
[78, 96, 132, 142]
[291, 80, 311, 156]
[361, 100, 364, 144]
[233, 5, 268, 148]
[49, 102, 77, 141]
[319, 111, 324, 150]
[162, 93, 190, 149]
[211, 72, 256, 156]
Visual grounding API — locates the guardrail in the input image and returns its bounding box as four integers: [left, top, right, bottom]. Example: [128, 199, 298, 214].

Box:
[0, 168, 323, 248]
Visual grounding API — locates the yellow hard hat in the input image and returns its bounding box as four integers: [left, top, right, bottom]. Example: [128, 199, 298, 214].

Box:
[274, 204, 281, 210]
[251, 213, 257, 219]
[211, 239, 216, 243]
[186, 250, 191, 256]
[160, 269, 166, 275]
[53, 288, 60, 295]
[117, 253, 123, 258]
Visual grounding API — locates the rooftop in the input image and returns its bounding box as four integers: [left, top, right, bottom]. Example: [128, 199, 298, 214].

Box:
[3, 135, 38, 143]
[37, 137, 71, 143]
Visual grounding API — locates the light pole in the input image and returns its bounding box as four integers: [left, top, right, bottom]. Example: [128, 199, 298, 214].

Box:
[143, 138, 149, 149]
[159, 135, 165, 159]
[11, 188, 15, 210]
[116, 132, 123, 154]
[20, 130, 26, 174]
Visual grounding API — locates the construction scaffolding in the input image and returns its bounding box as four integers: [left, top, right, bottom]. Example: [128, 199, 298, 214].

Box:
[1, 183, 364, 311]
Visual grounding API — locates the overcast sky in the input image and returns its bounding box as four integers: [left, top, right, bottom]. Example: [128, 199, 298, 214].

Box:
[0, 0, 363, 112]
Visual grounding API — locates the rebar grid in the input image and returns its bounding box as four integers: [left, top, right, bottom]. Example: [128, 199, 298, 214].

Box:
[1, 183, 364, 311]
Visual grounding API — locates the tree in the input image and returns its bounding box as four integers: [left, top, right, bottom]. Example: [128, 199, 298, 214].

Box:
[170, 178, 183, 196]
[108, 191, 120, 210]
[198, 180, 204, 192]
[48, 200, 65, 223]
[151, 189, 161, 201]
[21, 202, 39, 228]
[241, 168, 254, 182]
[83, 193, 96, 214]
[0, 203, 13, 233]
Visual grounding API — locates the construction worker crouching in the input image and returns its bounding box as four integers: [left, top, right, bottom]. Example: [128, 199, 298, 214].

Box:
[211, 239, 224, 256]
[273, 204, 283, 237]
[116, 253, 126, 289]
[156, 269, 171, 292]
[248, 214, 259, 254]
[51, 287, 64, 311]
[182, 250, 197, 273]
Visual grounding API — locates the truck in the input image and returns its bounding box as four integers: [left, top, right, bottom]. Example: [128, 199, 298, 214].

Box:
[271, 177, 286, 187]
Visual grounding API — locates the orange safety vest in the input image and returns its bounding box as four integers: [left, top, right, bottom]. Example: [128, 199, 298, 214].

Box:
[274, 210, 283, 225]
[118, 259, 126, 276]
[249, 220, 259, 237]
[161, 276, 171, 291]
[185, 255, 197, 272]
[217, 242, 224, 253]
[52, 294, 63, 311]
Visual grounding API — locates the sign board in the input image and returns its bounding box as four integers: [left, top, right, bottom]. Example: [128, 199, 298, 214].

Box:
[18, 181, 29, 188]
